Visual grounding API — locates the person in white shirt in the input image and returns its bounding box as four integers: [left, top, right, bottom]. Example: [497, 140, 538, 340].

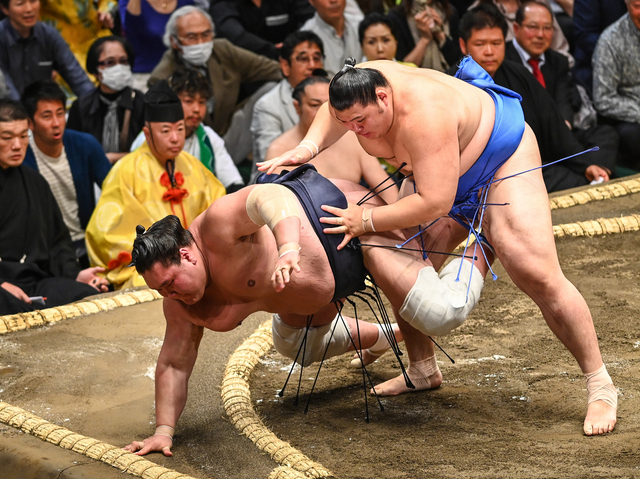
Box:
[301, 0, 362, 75]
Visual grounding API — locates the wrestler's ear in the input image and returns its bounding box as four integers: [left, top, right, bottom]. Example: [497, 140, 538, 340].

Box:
[293, 99, 301, 116]
[376, 89, 389, 106]
[179, 248, 196, 264]
[459, 38, 468, 55]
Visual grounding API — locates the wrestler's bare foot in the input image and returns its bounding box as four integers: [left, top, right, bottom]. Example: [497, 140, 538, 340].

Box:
[371, 355, 442, 396]
[350, 349, 386, 368]
[584, 400, 617, 436]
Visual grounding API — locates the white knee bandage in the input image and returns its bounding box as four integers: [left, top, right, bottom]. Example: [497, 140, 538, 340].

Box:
[399, 258, 484, 336]
[271, 314, 352, 367]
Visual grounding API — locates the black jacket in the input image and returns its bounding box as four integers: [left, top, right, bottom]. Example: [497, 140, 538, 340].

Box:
[67, 86, 146, 153]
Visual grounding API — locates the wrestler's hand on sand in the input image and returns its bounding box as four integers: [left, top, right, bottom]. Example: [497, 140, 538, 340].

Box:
[320, 203, 365, 250]
[256, 146, 313, 175]
[271, 251, 301, 292]
[123, 435, 173, 456]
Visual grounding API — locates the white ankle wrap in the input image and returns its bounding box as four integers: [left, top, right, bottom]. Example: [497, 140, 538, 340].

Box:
[399, 258, 484, 336]
[585, 364, 617, 410]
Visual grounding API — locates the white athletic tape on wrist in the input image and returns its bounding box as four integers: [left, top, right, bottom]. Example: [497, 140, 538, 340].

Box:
[301, 139, 320, 155]
[399, 258, 484, 336]
[298, 143, 315, 159]
[246, 184, 301, 230]
[154, 425, 174, 442]
[585, 364, 617, 409]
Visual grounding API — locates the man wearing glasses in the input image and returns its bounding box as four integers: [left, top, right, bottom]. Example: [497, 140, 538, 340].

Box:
[149, 6, 282, 165]
[251, 31, 325, 174]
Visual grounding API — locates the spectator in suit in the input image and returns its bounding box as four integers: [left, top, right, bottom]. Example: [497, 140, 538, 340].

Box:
[456, 4, 612, 192]
[506, 0, 618, 178]
[209, 0, 314, 59]
[149, 6, 282, 164]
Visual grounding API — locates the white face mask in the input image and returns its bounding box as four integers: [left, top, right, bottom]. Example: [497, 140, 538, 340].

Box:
[100, 64, 133, 92]
[180, 41, 214, 66]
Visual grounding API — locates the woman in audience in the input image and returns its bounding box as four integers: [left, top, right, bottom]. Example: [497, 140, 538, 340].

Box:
[119, 0, 194, 81]
[359, 12, 417, 66]
[67, 36, 146, 164]
[387, 0, 461, 71]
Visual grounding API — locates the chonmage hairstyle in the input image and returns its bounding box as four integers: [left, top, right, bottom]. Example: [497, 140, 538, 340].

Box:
[0, 99, 29, 123]
[130, 216, 194, 274]
[459, 4, 508, 42]
[329, 58, 390, 112]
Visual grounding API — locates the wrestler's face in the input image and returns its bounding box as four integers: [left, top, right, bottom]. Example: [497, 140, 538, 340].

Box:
[178, 92, 207, 137]
[460, 27, 505, 77]
[513, 4, 553, 58]
[143, 249, 207, 305]
[361, 23, 398, 62]
[295, 82, 329, 130]
[29, 99, 66, 148]
[332, 90, 391, 140]
[143, 121, 186, 163]
[0, 120, 29, 169]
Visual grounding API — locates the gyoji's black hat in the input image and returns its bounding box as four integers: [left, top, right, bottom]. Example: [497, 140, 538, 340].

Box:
[144, 80, 184, 123]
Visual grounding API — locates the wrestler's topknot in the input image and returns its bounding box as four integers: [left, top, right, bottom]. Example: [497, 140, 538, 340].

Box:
[329, 58, 390, 111]
[130, 216, 193, 273]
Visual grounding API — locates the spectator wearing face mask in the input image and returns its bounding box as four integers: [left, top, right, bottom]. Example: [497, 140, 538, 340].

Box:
[67, 36, 146, 164]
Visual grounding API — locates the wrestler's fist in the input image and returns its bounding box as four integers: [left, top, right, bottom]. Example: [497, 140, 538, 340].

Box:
[123, 435, 173, 456]
[271, 251, 301, 292]
[257, 145, 313, 175]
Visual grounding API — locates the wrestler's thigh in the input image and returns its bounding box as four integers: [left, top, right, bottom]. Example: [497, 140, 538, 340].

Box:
[279, 303, 340, 328]
[483, 124, 563, 287]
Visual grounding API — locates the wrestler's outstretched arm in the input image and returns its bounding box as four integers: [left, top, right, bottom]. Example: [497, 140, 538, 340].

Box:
[123, 300, 204, 456]
[257, 102, 349, 174]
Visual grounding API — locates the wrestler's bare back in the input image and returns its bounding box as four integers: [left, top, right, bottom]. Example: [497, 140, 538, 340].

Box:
[349, 61, 497, 177]
[162, 187, 339, 333]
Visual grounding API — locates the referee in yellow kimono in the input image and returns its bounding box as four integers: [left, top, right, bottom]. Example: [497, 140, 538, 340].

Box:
[86, 80, 225, 290]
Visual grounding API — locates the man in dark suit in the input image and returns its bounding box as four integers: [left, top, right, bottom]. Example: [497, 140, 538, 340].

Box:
[505, 0, 619, 183]
[455, 3, 613, 193]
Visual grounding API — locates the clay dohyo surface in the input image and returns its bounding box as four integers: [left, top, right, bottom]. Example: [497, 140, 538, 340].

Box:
[251, 193, 640, 478]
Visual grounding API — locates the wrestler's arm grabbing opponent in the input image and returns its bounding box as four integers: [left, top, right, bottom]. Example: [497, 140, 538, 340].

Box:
[259, 60, 617, 436]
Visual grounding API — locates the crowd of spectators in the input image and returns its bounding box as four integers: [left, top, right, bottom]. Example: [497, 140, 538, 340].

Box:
[0, 0, 636, 314]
